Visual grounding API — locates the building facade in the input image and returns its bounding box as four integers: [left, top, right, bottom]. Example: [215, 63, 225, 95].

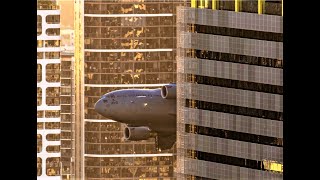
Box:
[61, 29, 75, 47]
[37, 0, 62, 179]
[60, 45, 75, 180]
[176, 1, 283, 179]
[74, 0, 189, 179]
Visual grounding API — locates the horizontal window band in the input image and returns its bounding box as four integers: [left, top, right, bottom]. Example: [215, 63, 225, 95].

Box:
[265, 0, 282, 3]
[186, 174, 217, 180]
[185, 149, 283, 173]
[186, 49, 283, 69]
[185, 99, 283, 121]
[84, 14, 174, 18]
[185, 124, 283, 147]
[190, 24, 282, 42]
[185, 74, 283, 95]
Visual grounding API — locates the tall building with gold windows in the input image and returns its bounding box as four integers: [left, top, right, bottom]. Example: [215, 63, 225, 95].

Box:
[37, 0, 62, 179]
[74, 0, 189, 179]
[176, 0, 283, 179]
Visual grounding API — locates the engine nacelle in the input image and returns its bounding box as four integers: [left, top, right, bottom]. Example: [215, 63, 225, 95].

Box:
[124, 126, 152, 141]
[161, 84, 176, 99]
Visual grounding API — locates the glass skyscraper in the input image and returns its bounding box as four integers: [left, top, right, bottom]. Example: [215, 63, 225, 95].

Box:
[74, 0, 189, 179]
[176, 0, 283, 179]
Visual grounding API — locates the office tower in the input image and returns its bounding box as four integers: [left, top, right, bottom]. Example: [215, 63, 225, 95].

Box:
[37, 0, 61, 179]
[176, 0, 283, 179]
[60, 40, 75, 179]
[74, 0, 189, 179]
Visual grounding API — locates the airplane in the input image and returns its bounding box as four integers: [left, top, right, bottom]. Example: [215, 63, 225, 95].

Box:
[94, 84, 177, 151]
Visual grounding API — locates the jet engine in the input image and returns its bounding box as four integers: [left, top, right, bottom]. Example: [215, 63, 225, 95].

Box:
[161, 84, 176, 99]
[124, 126, 152, 141]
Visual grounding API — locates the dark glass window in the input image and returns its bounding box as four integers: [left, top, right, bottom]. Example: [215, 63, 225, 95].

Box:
[186, 74, 283, 95]
[241, 0, 258, 13]
[185, 124, 283, 147]
[264, 1, 282, 16]
[186, 149, 283, 173]
[191, 49, 283, 69]
[185, 99, 283, 121]
[193, 24, 283, 42]
[217, 0, 235, 11]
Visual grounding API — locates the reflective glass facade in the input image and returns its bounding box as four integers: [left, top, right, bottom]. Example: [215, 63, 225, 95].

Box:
[75, 0, 189, 179]
[176, 2, 283, 179]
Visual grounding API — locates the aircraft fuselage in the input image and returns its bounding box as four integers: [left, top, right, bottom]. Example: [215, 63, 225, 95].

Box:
[95, 88, 176, 134]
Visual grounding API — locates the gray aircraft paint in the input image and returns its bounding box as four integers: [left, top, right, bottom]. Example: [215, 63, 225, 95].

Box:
[95, 88, 176, 135]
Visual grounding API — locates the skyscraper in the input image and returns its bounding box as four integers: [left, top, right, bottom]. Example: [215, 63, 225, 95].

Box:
[60, 43, 75, 180]
[176, 0, 283, 179]
[74, 0, 189, 179]
[37, 0, 62, 179]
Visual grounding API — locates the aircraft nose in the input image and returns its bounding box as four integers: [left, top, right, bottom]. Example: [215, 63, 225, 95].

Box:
[94, 98, 105, 115]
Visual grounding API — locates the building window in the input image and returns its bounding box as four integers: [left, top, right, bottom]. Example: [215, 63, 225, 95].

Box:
[45, 110, 60, 118]
[37, 52, 44, 59]
[217, 0, 235, 11]
[185, 124, 283, 147]
[45, 40, 60, 47]
[37, 65, 42, 83]
[37, 40, 43, 48]
[145, 3, 159, 14]
[61, 79, 71, 86]
[85, 167, 102, 178]
[61, 140, 71, 149]
[45, 52, 60, 59]
[241, 0, 258, 13]
[37, 87, 42, 105]
[37, 134, 42, 153]
[46, 133, 60, 141]
[45, 122, 60, 129]
[61, 131, 71, 139]
[37, 0, 59, 10]
[46, 145, 60, 153]
[46, 28, 60, 36]
[37, 111, 44, 118]
[37, 122, 44, 129]
[46, 157, 60, 176]
[264, 0, 282, 16]
[186, 149, 283, 173]
[37, 158, 42, 176]
[193, 24, 283, 42]
[185, 99, 283, 121]
[187, 74, 283, 95]
[37, 15, 42, 36]
[46, 87, 60, 106]
[190, 49, 283, 68]
[46, 64, 60, 82]
[46, 15, 60, 24]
